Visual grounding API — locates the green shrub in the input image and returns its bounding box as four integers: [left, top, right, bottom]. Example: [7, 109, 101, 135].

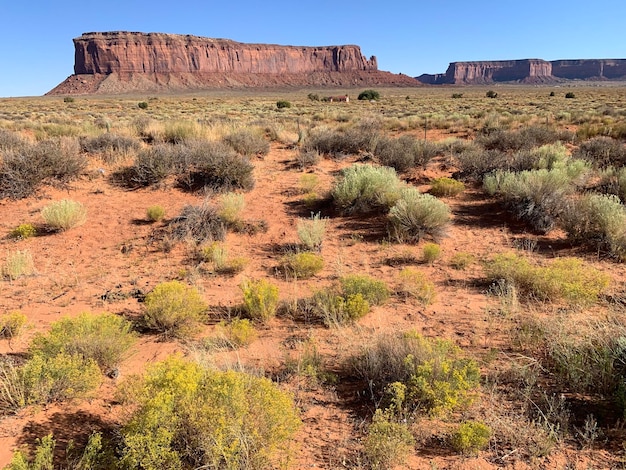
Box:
[484, 253, 610, 304]
[0, 139, 86, 199]
[216, 192, 245, 228]
[422, 242, 441, 264]
[303, 120, 381, 157]
[429, 177, 465, 197]
[312, 290, 370, 326]
[146, 205, 166, 223]
[332, 164, 403, 214]
[168, 203, 226, 245]
[364, 409, 414, 469]
[10, 223, 37, 240]
[452, 93, 464, 99]
[3, 250, 35, 280]
[143, 281, 207, 337]
[565, 92, 576, 99]
[388, 187, 450, 243]
[477, 126, 570, 153]
[358, 89, 380, 100]
[138, 101, 149, 109]
[119, 356, 300, 470]
[201, 242, 248, 275]
[163, 121, 198, 144]
[450, 252, 475, 270]
[209, 318, 258, 349]
[30, 312, 136, 371]
[7, 432, 108, 470]
[354, 331, 480, 416]
[397, 268, 436, 305]
[340, 274, 389, 306]
[297, 212, 327, 250]
[63, 96, 75, 103]
[241, 278, 280, 322]
[129, 144, 181, 186]
[486, 90, 498, 99]
[80, 133, 140, 155]
[276, 100, 292, 109]
[0, 311, 27, 340]
[10, 352, 100, 408]
[561, 193, 626, 260]
[450, 421, 492, 455]
[278, 252, 324, 279]
[41, 199, 87, 231]
[483, 168, 581, 233]
[223, 128, 270, 156]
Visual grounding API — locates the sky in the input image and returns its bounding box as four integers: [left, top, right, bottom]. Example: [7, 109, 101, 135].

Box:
[1, 0, 624, 97]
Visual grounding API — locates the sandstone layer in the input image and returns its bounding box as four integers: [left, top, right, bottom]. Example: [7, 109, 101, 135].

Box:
[48, 32, 418, 94]
[417, 58, 626, 85]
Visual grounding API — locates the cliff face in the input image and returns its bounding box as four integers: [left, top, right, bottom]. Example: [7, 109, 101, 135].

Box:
[418, 58, 626, 84]
[49, 31, 418, 94]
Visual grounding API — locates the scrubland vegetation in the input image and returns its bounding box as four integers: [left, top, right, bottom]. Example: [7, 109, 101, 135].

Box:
[1, 85, 626, 468]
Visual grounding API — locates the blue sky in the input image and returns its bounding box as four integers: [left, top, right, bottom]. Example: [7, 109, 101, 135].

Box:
[1, 0, 624, 97]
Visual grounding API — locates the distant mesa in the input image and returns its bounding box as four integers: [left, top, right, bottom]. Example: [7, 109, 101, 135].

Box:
[417, 59, 626, 85]
[47, 31, 419, 95]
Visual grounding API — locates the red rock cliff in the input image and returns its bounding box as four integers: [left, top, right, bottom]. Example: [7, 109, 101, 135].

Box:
[48, 31, 418, 94]
[74, 31, 378, 75]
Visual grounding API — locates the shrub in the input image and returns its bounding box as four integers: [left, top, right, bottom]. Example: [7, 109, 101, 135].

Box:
[483, 168, 580, 233]
[477, 126, 570, 153]
[278, 252, 324, 279]
[450, 421, 491, 455]
[276, 100, 292, 109]
[397, 268, 436, 305]
[0, 139, 86, 199]
[295, 149, 321, 168]
[422, 242, 441, 264]
[429, 177, 465, 197]
[303, 119, 381, 157]
[241, 278, 280, 322]
[358, 89, 380, 100]
[138, 101, 149, 109]
[168, 203, 226, 244]
[146, 205, 166, 223]
[80, 133, 140, 155]
[340, 274, 389, 306]
[450, 252, 475, 270]
[560, 193, 626, 260]
[572, 136, 626, 169]
[210, 318, 258, 349]
[182, 140, 255, 192]
[388, 187, 450, 243]
[297, 212, 327, 250]
[374, 135, 438, 171]
[3, 250, 34, 280]
[486, 90, 498, 98]
[143, 281, 207, 337]
[130, 144, 181, 186]
[332, 164, 403, 214]
[41, 199, 87, 231]
[163, 121, 198, 144]
[30, 312, 136, 371]
[223, 129, 270, 156]
[312, 290, 370, 326]
[201, 242, 248, 275]
[7, 432, 107, 470]
[5, 352, 100, 409]
[484, 253, 610, 304]
[299, 173, 319, 194]
[565, 91, 576, 99]
[452, 93, 464, 99]
[10, 223, 37, 240]
[0, 311, 27, 340]
[216, 192, 245, 228]
[307, 93, 320, 101]
[119, 356, 300, 470]
[354, 331, 480, 416]
[364, 409, 415, 469]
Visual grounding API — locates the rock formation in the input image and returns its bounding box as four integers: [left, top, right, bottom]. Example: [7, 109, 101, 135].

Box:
[417, 58, 626, 85]
[48, 32, 418, 94]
